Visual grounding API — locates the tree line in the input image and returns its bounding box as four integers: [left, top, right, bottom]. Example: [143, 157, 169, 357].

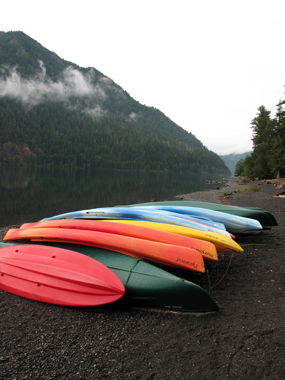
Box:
[235, 99, 285, 179]
[0, 98, 230, 174]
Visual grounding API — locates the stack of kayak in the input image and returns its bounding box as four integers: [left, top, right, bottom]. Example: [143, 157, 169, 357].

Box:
[0, 200, 277, 312]
[124, 200, 278, 230]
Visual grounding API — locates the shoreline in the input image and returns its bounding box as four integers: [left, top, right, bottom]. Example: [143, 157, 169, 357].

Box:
[175, 178, 263, 203]
[1, 180, 285, 379]
[0, 178, 238, 240]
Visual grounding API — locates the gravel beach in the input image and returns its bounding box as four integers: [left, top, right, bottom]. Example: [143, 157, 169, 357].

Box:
[1, 180, 284, 379]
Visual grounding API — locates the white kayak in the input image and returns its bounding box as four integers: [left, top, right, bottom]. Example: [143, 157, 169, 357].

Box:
[129, 205, 263, 233]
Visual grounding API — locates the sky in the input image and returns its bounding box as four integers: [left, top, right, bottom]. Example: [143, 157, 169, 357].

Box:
[2, 0, 285, 155]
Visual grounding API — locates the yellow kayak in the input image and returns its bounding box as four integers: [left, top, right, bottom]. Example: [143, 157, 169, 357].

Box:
[106, 220, 243, 252]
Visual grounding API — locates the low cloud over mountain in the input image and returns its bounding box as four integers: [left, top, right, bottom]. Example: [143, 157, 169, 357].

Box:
[0, 61, 107, 116]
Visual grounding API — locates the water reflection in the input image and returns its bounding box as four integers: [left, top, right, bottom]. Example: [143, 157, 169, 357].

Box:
[0, 166, 226, 227]
[0, 166, 36, 189]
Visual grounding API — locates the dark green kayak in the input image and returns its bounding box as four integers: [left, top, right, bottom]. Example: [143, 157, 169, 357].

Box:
[0, 242, 218, 312]
[122, 200, 278, 229]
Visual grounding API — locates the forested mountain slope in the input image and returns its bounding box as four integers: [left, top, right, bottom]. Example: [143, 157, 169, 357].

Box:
[220, 151, 252, 176]
[0, 31, 230, 174]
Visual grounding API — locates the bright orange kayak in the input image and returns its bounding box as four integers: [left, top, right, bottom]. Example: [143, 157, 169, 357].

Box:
[104, 220, 243, 252]
[20, 219, 218, 261]
[4, 227, 205, 273]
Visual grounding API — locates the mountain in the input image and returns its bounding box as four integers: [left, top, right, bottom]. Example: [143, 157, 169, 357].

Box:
[220, 151, 252, 176]
[0, 31, 230, 174]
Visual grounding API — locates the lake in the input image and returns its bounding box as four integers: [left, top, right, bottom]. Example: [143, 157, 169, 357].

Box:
[0, 166, 228, 228]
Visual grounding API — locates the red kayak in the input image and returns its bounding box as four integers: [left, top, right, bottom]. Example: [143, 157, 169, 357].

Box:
[0, 244, 125, 306]
[20, 219, 218, 261]
[4, 227, 205, 273]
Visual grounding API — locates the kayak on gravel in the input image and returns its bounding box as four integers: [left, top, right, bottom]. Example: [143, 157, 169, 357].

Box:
[0, 242, 219, 312]
[40, 206, 233, 238]
[99, 220, 243, 252]
[0, 243, 125, 306]
[19, 219, 219, 261]
[123, 200, 277, 229]
[127, 205, 263, 233]
[3, 227, 206, 273]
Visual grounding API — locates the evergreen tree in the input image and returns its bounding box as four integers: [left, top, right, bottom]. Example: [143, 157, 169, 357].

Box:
[242, 154, 256, 179]
[250, 106, 273, 178]
[234, 158, 244, 177]
[270, 100, 285, 178]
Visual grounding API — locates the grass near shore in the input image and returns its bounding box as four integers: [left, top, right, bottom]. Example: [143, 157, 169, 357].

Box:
[225, 176, 285, 197]
[223, 185, 261, 196]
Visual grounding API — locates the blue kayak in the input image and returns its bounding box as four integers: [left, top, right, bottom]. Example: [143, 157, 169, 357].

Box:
[129, 205, 263, 233]
[41, 206, 232, 238]
[123, 200, 277, 229]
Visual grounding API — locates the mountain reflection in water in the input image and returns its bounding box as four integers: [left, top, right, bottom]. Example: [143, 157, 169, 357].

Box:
[0, 166, 226, 228]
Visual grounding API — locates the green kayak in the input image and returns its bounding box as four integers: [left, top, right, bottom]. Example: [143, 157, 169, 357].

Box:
[0, 242, 218, 312]
[122, 200, 278, 229]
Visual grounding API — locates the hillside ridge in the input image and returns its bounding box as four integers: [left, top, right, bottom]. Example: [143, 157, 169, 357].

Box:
[0, 31, 230, 174]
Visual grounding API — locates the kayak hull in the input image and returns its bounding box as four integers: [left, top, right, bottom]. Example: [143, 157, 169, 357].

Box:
[0, 242, 219, 312]
[20, 219, 218, 261]
[107, 205, 262, 233]
[0, 244, 124, 306]
[40, 206, 232, 238]
[3, 227, 205, 273]
[124, 201, 278, 228]
[99, 220, 243, 252]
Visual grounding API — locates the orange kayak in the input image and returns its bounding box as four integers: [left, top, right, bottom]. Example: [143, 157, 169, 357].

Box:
[103, 220, 243, 252]
[20, 219, 218, 261]
[4, 227, 205, 273]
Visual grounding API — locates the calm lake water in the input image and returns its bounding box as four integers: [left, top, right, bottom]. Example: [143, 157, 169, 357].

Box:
[0, 166, 228, 228]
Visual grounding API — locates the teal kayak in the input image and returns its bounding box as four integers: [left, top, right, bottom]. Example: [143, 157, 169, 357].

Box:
[0, 242, 219, 312]
[123, 201, 277, 229]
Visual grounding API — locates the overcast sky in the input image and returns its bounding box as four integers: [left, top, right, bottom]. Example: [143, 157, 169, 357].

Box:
[2, 0, 285, 155]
